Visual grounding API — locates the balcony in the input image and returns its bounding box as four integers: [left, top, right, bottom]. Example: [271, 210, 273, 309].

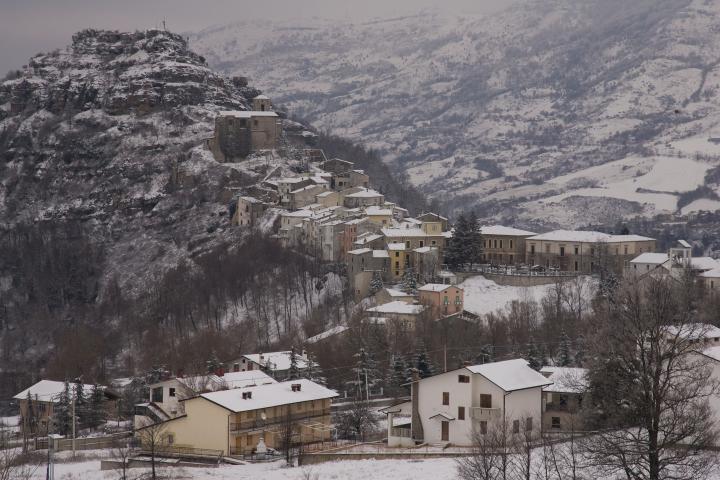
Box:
[230, 410, 331, 434]
[470, 407, 501, 420]
[390, 427, 412, 438]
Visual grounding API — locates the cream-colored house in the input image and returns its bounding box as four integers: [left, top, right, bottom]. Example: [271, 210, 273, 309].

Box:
[540, 367, 588, 432]
[366, 301, 425, 332]
[398, 359, 551, 447]
[342, 188, 385, 208]
[138, 379, 337, 456]
[227, 351, 309, 381]
[701, 268, 720, 294]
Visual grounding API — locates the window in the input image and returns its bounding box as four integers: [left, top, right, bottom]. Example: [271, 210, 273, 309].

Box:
[442, 392, 450, 405]
[420, 241, 424, 247]
[574, 246, 579, 255]
[444, 296, 449, 305]
[510, 240, 514, 249]
[509, 255, 514, 263]
[233, 363, 240, 372]
[559, 246, 565, 257]
[406, 241, 410, 248]
[479, 394, 492, 408]
[458, 406, 465, 420]
[169, 388, 176, 397]
[545, 245, 550, 253]
[431, 240, 437, 246]
[551, 417, 561, 429]
[513, 420, 520, 434]
[167, 434, 175, 445]
[624, 246, 628, 255]
[395, 252, 399, 257]
[525, 417, 533, 432]
[151, 387, 163, 403]
[530, 244, 535, 254]
[574, 261, 578, 271]
[480, 421, 488, 435]
[458, 375, 470, 383]
[499, 240, 503, 249]
[494, 240, 498, 248]
[455, 295, 461, 305]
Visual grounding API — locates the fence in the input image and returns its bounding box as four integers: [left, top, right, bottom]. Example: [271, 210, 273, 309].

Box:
[34, 432, 131, 452]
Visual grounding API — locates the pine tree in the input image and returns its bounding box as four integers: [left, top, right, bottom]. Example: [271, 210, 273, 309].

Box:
[369, 271, 384, 295]
[73, 378, 87, 428]
[206, 351, 222, 374]
[347, 348, 378, 400]
[401, 267, 417, 293]
[414, 341, 435, 378]
[445, 213, 469, 268]
[467, 211, 484, 267]
[304, 352, 326, 385]
[574, 334, 585, 367]
[288, 347, 300, 380]
[54, 381, 73, 436]
[557, 330, 572, 367]
[477, 344, 494, 364]
[390, 355, 409, 396]
[526, 342, 542, 371]
[87, 384, 106, 429]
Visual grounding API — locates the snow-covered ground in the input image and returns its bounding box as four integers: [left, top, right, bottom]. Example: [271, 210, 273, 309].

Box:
[34, 455, 460, 480]
[460, 275, 596, 316]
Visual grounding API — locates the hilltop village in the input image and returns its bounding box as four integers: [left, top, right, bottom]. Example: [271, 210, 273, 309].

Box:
[7, 90, 720, 475]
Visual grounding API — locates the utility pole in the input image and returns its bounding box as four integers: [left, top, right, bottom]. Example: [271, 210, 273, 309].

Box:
[443, 343, 447, 373]
[364, 370, 369, 402]
[71, 397, 76, 457]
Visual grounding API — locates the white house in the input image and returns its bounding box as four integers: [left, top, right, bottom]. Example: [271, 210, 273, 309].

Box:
[401, 359, 552, 447]
[226, 350, 309, 380]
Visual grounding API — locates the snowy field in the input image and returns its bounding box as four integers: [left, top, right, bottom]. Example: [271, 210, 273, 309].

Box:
[460, 275, 560, 315]
[33, 455, 460, 480]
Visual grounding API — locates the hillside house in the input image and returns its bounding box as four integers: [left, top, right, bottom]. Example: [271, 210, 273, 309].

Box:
[252, 94, 272, 111]
[366, 301, 425, 332]
[140, 379, 337, 456]
[417, 213, 449, 231]
[625, 241, 720, 280]
[364, 206, 393, 226]
[347, 248, 389, 299]
[540, 367, 588, 432]
[418, 284, 464, 317]
[227, 351, 309, 381]
[480, 225, 537, 265]
[525, 230, 656, 274]
[413, 246, 441, 282]
[138, 371, 277, 423]
[209, 108, 281, 162]
[382, 224, 449, 253]
[397, 359, 551, 447]
[277, 177, 314, 207]
[232, 196, 269, 227]
[375, 287, 417, 305]
[14, 380, 118, 435]
[288, 184, 328, 210]
[353, 232, 385, 250]
[315, 190, 341, 208]
[701, 268, 720, 294]
[342, 188, 385, 208]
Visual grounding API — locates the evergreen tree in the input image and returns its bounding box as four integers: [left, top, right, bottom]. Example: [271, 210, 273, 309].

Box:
[526, 342, 542, 371]
[288, 347, 300, 380]
[414, 341, 435, 378]
[25, 391, 38, 434]
[445, 213, 469, 268]
[467, 211, 484, 267]
[477, 344, 494, 364]
[390, 355, 409, 396]
[401, 267, 417, 293]
[87, 384, 106, 429]
[73, 378, 87, 428]
[54, 381, 73, 435]
[347, 348, 379, 401]
[574, 334, 585, 367]
[304, 352, 326, 385]
[206, 351, 222, 374]
[369, 271, 384, 295]
[557, 330, 572, 367]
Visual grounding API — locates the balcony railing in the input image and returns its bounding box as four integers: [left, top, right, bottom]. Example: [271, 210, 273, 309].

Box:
[390, 427, 412, 438]
[229, 410, 331, 433]
[470, 407, 501, 420]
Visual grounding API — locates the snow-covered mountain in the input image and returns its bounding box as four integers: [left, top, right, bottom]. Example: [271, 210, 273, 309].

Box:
[190, 0, 720, 228]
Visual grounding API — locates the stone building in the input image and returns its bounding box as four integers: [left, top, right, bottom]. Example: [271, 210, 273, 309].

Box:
[480, 225, 537, 265]
[232, 196, 269, 227]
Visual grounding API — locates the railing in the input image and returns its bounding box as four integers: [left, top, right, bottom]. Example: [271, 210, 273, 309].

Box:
[454, 264, 585, 278]
[470, 407, 501, 420]
[230, 410, 332, 433]
[140, 444, 223, 460]
[390, 427, 412, 438]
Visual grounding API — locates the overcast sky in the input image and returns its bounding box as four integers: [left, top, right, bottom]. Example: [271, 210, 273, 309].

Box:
[0, 0, 514, 74]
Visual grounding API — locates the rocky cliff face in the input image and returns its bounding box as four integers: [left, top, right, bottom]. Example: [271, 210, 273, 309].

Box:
[0, 29, 299, 296]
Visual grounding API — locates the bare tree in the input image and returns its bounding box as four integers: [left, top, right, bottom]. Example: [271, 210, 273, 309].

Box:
[134, 419, 170, 480]
[110, 437, 135, 480]
[0, 421, 39, 480]
[583, 277, 720, 480]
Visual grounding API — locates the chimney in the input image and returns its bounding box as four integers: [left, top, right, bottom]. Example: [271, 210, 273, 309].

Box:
[242, 391, 252, 400]
[291, 383, 302, 392]
[462, 361, 471, 367]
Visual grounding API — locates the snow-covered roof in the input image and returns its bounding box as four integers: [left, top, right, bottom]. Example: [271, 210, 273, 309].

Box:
[200, 379, 337, 413]
[221, 371, 277, 389]
[241, 351, 308, 372]
[382, 288, 416, 298]
[701, 346, 720, 362]
[219, 110, 278, 118]
[481, 225, 537, 237]
[239, 196, 263, 204]
[367, 301, 424, 315]
[345, 188, 383, 198]
[348, 248, 372, 255]
[679, 240, 692, 248]
[291, 184, 324, 194]
[382, 227, 428, 238]
[14, 380, 100, 402]
[418, 283, 458, 293]
[277, 177, 308, 184]
[527, 230, 653, 243]
[354, 233, 383, 245]
[689, 257, 720, 271]
[316, 191, 336, 198]
[414, 246, 437, 254]
[306, 325, 349, 344]
[540, 367, 588, 394]
[365, 206, 393, 216]
[701, 268, 720, 279]
[465, 359, 552, 392]
[630, 253, 669, 265]
[387, 242, 406, 251]
[372, 250, 389, 258]
[253, 94, 270, 100]
[665, 323, 720, 341]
